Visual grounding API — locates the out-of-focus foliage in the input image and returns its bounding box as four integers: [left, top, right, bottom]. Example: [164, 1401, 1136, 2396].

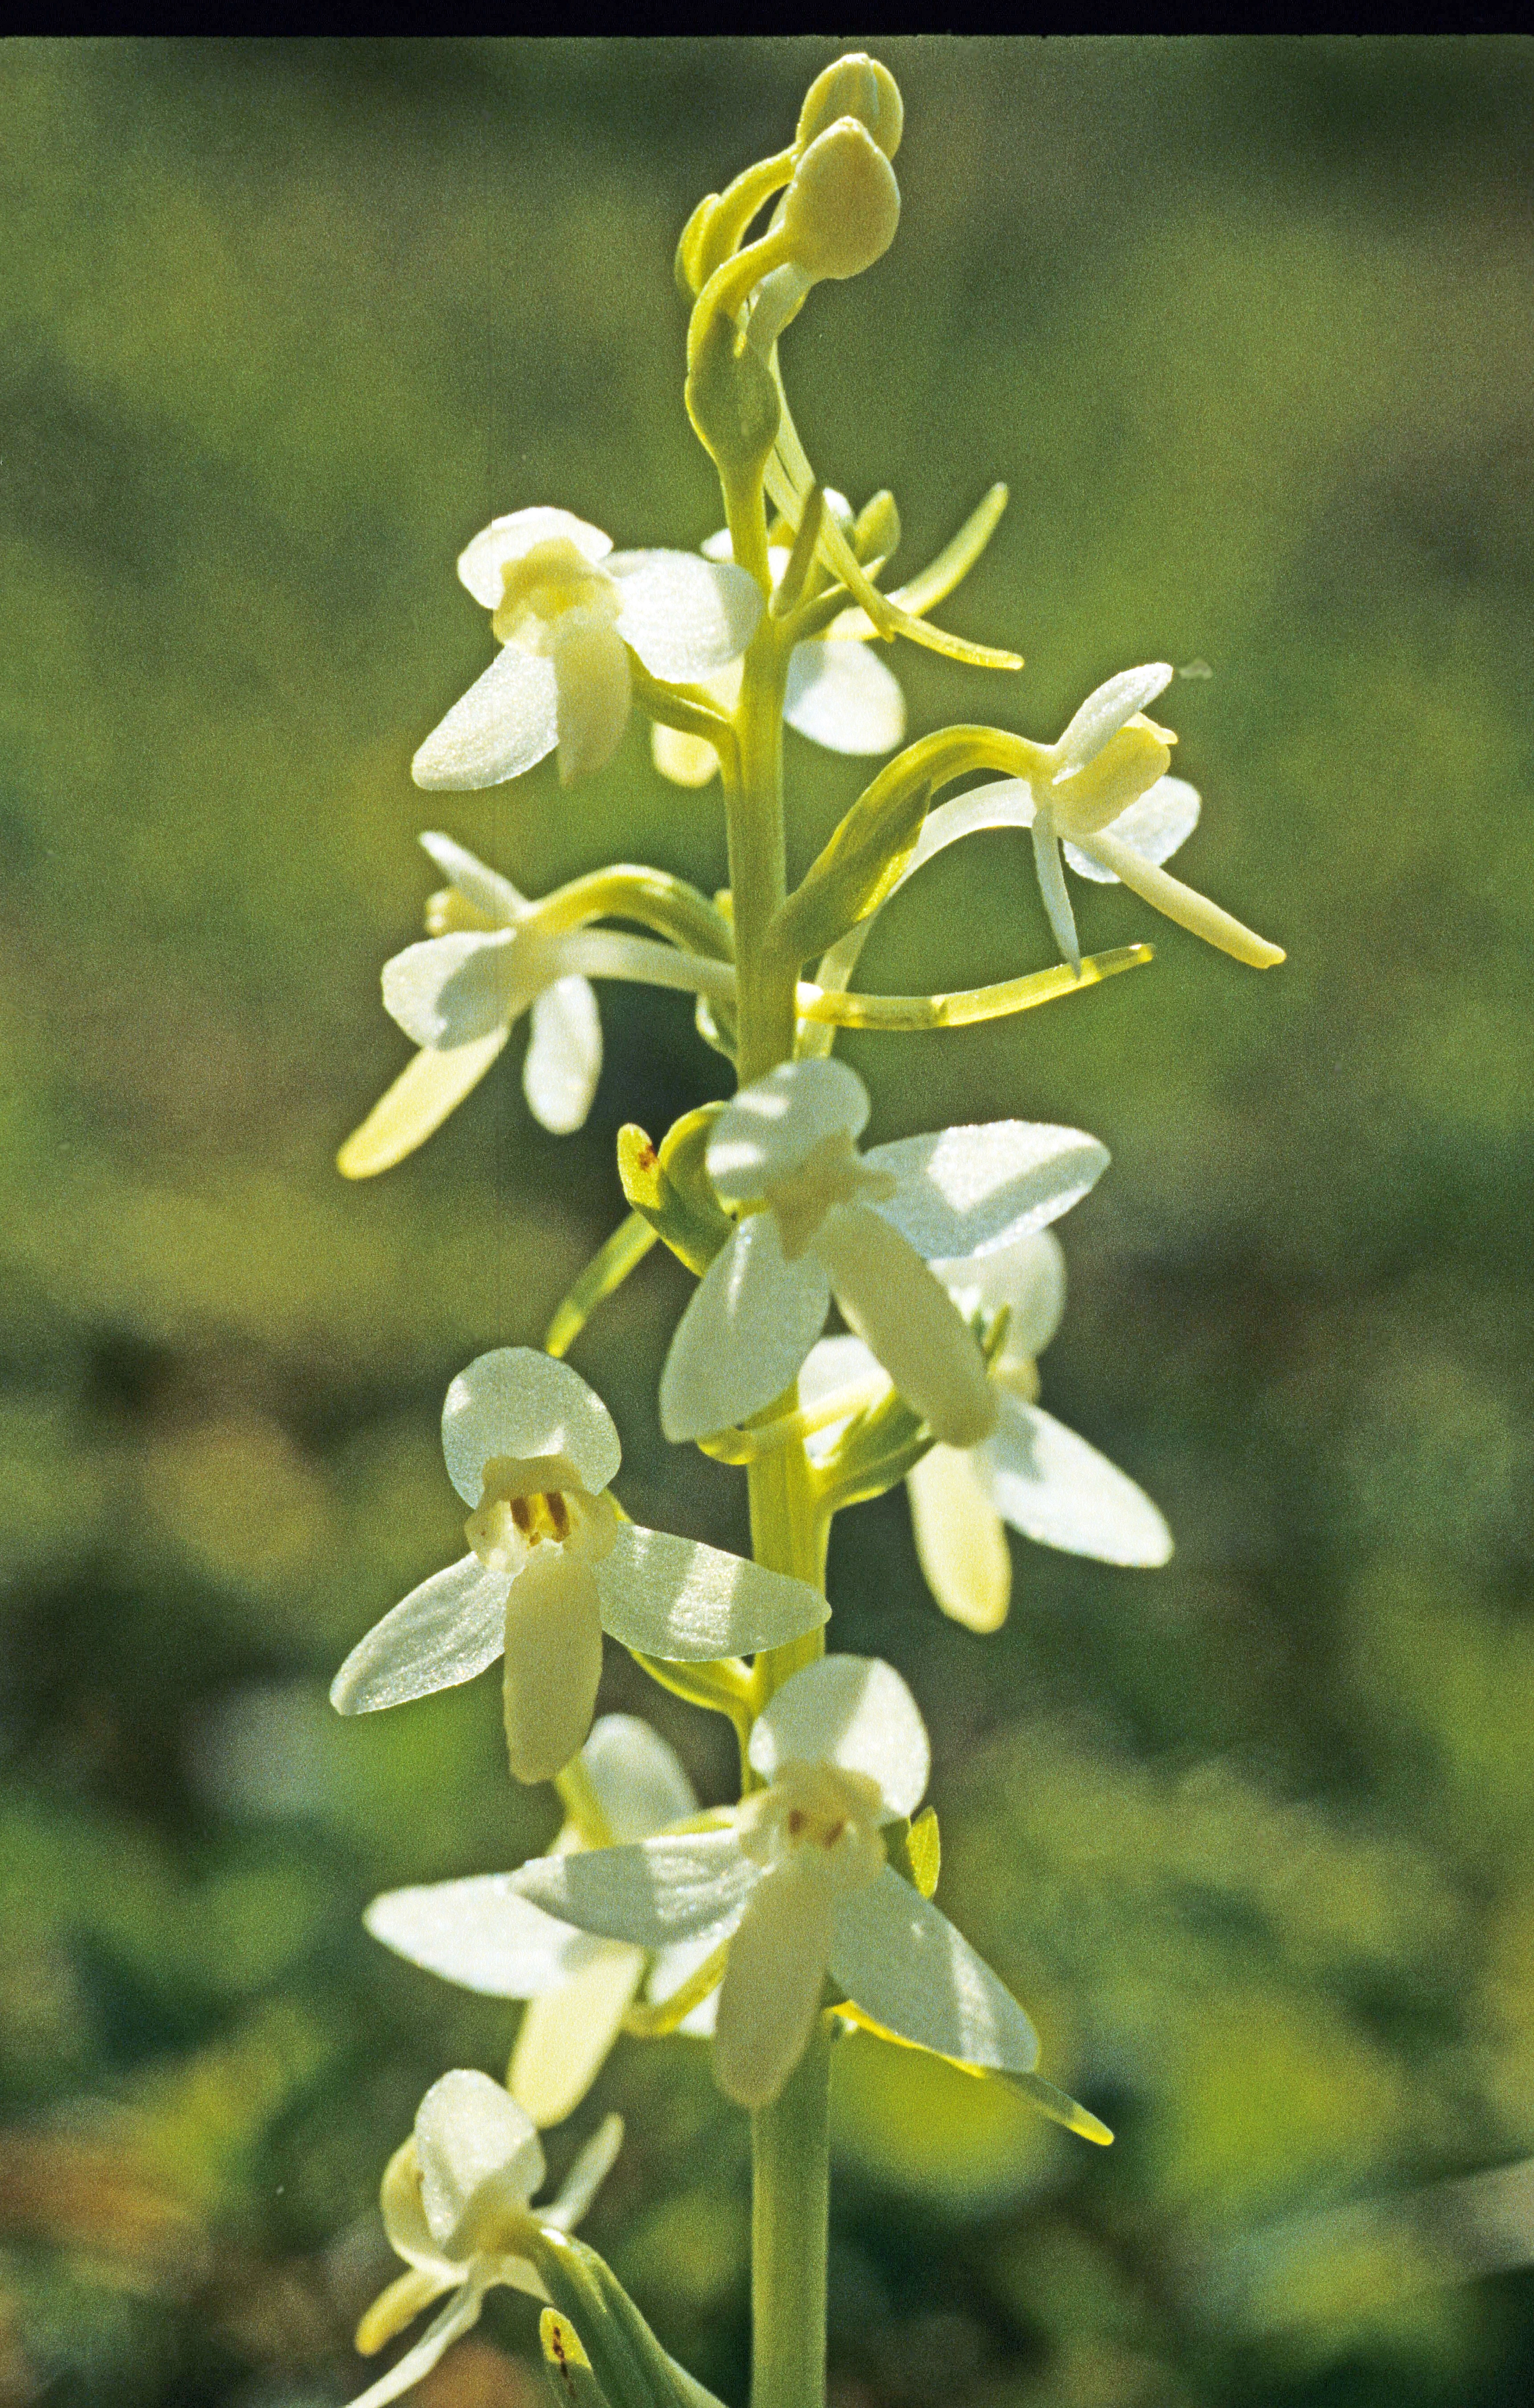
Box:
[1, 33, 1532, 2408]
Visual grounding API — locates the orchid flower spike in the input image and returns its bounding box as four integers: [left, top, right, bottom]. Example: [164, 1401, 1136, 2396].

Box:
[412, 506, 763, 790]
[347, 2071, 620, 2408]
[364, 1715, 719, 2128]
[338, 833, 735, 1177]
[512, 1655, 1041, 2110]
[330, 1349, 827, 1784]
[799, 1229, 1172, 1634]
[658, 1057, 1110, 1447]
[651, 505, 905, 790]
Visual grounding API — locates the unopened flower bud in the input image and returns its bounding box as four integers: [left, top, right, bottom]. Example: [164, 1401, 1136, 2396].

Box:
[797, 53, 904, 160]
[780, 119, 900, 283]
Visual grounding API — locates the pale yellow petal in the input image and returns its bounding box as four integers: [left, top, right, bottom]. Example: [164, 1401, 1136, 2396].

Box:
[905, 1447, 1011, 1632]
[509, 1943, 645, 2127]
[651, 720, 723, 787]
[355, 2265, 454, 2356]
[337, 1030, 510, 1179]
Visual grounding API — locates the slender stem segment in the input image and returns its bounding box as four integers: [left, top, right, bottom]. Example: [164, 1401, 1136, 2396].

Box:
[751, 2013, 833, 2408]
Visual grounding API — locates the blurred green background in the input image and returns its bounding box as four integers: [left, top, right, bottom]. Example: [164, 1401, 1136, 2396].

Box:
[2, 32, 1533, 2408]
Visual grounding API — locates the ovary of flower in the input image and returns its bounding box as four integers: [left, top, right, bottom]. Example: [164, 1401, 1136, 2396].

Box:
[657, 1056, 1112, 1447]
[411, 506, 764, 791]
[346, 2069, 620, 2408]
[950, 663, 1283, 973]
[330, 1349, 828, 1785]
[798, 1228, 1173, 1635]
[337, 832, 740, 1179]
[363, 1715, 719, 2129]
[651, 515, 905, 789]
[510, 1654, 1041, 2110]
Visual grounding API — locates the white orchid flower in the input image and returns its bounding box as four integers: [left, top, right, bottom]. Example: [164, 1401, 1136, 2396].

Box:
[797, 1229, 1173, 1634]
[347, 2069, 620, 2408]
[895, 663, 1282, 973]
[338, 832, 736, 1177]
[364, 1715, 719, 2129]
[511, 1654, 1040, 2110]
[657, 1056, 1110, 1448]
[331, 1349, 828, 1785]
[650, 508, 905, 789]
[412, 505, 764, 791]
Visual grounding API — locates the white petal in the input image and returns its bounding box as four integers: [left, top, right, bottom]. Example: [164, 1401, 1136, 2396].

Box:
[784, 640, 905, 755]
[609, 551, 763, 679]
[548, 610, 632, 786]
[381, 929, 523, 1051]
[512, 1829, 759, 1949]
[706, 1059, 870, 1204]
[813, 1202, 996, 1449]
[337, 1030, 511, 1180]
[651, 720, 723, 788]
[365, 1877, 608, 1999]
[931, 1229, 1066, 1361]
[796, 1333, 888, 1468]
[983, 1398, 1173, 1566]
[441, 1349, 621, 1506]
[712, 1860, 835, 2109]
[458, 508, 613, 609]
[523, 976, 602, 1133]
[1055, 663, 1173, 769]
[501, 1551, 605, 1786]
[905, 1447, 1011, 1633]
[546, 2111, 625, 2229]
[417, 831, 528, 923]
[412, 643, 559, 791]
[866, 1122, 1110, 1261]
[597, 1525, 828, 1662]
[749, 1655, 929, 1820]
[581, 1714, 696, 1844]
[346, 2286, 485, 2408]
[830, 1867, 1039, 2072]
[331, 1555, 508, 1715]
[658, 1218, 831, 1443]
[415, 2070, 544, 2247]
[510, 1950, 644, 2129]
[649, 1932, 724, 2036]
[1063, 773, 1201, 884]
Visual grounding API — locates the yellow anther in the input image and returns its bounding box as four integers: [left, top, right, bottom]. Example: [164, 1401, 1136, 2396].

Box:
[491, 538, 619, 647]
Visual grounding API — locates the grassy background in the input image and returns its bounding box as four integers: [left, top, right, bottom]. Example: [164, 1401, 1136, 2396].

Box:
[2, 34, 1533, 2408]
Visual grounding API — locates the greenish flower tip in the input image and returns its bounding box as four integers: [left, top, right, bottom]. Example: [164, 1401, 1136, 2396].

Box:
[781, 118, 901, 283]
[796, 54, 904, 161]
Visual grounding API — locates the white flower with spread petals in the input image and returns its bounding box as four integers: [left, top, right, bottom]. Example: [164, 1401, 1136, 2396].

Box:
[511, 1655, 1041, 2110]
[895, 663, 1282, 973]
[331, 1349, 828, 1785]
[658, 1057, 1110, 1448]
[347, 2070, 620, 2408]
[412, 506, 765, 791]
[651, 510, 905, 790]
[798, 1229, 1173, 1634]
[338, 833, 735, 1177]
[364, 1715, 719, 2129]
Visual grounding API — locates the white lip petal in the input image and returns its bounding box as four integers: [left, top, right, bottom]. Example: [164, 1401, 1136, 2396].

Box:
[658, 1217, 832, 1444]
[337, 1027, 512, 1181]
[712, 1859, 836, 2110]
[984, 1397, 1173, 1566]
[550, 609, 633, 787]
[457, 508, 614, 609]
[931, 1228, 1066, 1360]
[523, 975, 602, 1134]
[749, 1654, 929, 1820]
[812, 1202, 996, 1449]
[331, 1555, 509, 1715]
[365, 1877, 609, 1999]
[1063, 773, 1201, 885]
[707, 1058, 871, 1202]
[581, 1713, 697, 1844]
[415, 2070, 545, 2248]
[545, 2110, 626, 2231]
[1055, 663, 1174, 769]
[784, 639, 906, 756]
[412, 642, 560, 791]
[417, 831, 528, 924]
[609, 551, 764, 680]
[829, 1867, 1040, 2072]
[381, 929, 523, 1051]
[501, 1550, 606, 1787]
[597, 1525, 829, 1661]
[441, 1348, 622, 1506]
[865, 1123, 1110, 1261]
[512, 1829, 760, 1949]
[905, 1446, 1012, 1633]
[510, 1948, 646, 2129]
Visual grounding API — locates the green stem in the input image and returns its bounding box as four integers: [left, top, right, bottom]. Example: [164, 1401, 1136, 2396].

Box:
[751, 2013, 833, 2408]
